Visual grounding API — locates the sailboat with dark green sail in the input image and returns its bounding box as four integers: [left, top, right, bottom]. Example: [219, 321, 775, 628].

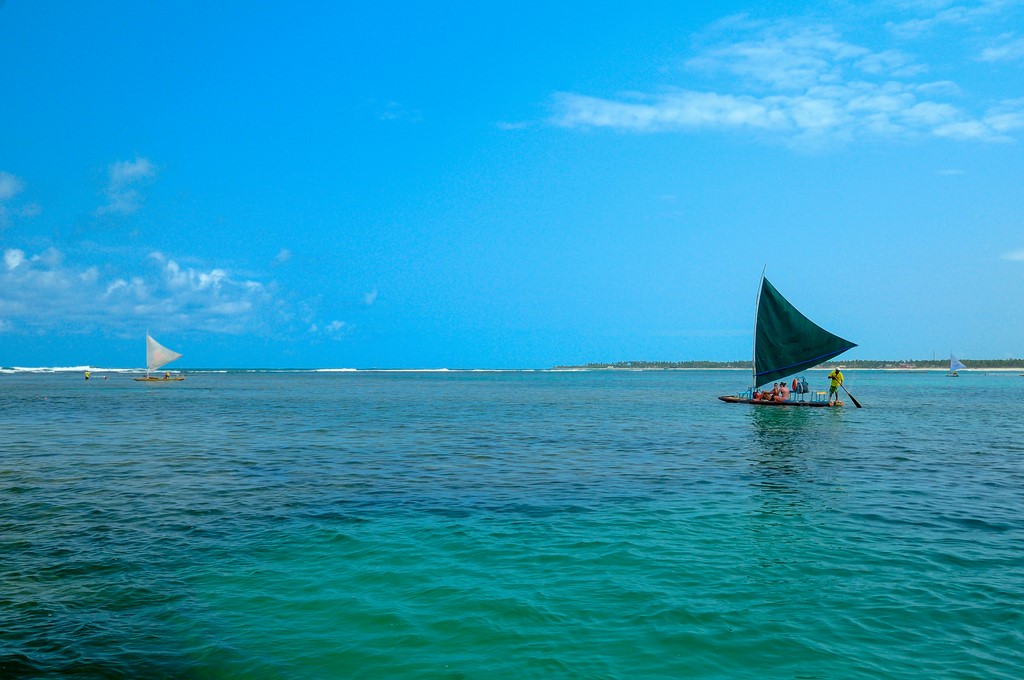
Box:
[719, 274, 857, 407]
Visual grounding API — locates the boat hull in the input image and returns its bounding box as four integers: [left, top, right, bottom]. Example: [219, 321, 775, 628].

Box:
[133, 377, 185, 382]
[718, 396, 843, 407]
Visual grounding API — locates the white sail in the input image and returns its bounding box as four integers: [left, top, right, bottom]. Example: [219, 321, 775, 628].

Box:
[950, 353, 966, 372]
[146, 334, 182, 372]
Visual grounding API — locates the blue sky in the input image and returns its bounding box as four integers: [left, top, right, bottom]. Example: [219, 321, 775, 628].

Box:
[2, 0, 1023, 368]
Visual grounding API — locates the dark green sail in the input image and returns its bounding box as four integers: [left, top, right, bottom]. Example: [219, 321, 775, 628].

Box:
[753, 277, 856, 388]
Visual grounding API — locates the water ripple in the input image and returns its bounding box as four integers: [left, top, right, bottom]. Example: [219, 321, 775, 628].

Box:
[2, 370, 1023, 678]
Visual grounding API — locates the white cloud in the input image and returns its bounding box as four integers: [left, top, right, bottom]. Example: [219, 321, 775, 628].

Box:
[0, 171, 24, 201]
[111, 157, 155, 184]
[363, 288, 378, 305]
[553, 15, 1024, 146]
[274, 248, 292, 265]
[0, 247, 278, 334]
[855, 49, 927, 77]
[376, 100, 421, 123]
[32, 248, 63, 268]
[1002, 248, 1024, 261]
[933, 119, 998, 139]
[80, 267, 100, 284]
[95, 156, 157, 216]
[915, 80, 962, 96]
[307, 318, 351, 341]
[985, 98, 1024, 132]
[323, 320, 348, 340]
[884, 1, 1009, 38]
[979, 35, 1024, 61]
[307, 319, 348, 340]
[686, 24, 875, 91]
[553, 84, 1010, 143]
[152, 253, 229, 291]
[554, 92, 784, 133]
[4, 248, 25, 270]
[0, 171, 27, 226]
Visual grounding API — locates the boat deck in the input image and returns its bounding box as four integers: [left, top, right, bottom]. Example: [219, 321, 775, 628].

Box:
[718, 396, 843, 407]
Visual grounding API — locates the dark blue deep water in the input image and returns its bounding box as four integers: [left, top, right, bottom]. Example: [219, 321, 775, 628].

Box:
[2, 369, 1022, 678]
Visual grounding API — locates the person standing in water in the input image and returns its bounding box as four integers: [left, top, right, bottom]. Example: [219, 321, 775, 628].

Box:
[827, 367, 844, 405]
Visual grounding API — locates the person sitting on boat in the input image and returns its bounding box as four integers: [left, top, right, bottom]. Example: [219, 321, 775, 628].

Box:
[827, 368, 844, 405]
[164, 371, 170, 379]
[775, 382, 790, 402]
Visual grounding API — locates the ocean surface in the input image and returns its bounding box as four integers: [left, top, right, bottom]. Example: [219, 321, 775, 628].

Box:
[2, 369, 1022, 679]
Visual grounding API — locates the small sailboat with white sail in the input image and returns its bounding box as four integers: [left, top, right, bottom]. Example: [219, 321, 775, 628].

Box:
[133, 333, 185, 382]
[948, 353, 966, 377]
[719, 272, 859, 407]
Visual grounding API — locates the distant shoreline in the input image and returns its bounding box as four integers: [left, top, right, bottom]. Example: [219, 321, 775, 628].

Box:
[552, 360, 1024, 371]
[551, 366, 1024, 372]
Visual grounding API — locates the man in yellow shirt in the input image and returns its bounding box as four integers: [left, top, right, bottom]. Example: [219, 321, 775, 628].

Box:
[827, 367, 844, 405]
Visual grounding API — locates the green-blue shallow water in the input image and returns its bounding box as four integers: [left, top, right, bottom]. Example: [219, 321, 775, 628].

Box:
[2, 369, 1022, 678]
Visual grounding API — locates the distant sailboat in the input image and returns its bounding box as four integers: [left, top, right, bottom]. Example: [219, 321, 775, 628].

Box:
[949, 353, 966, 377]
[719, 273, 858, 407]
[133, 333, 185, 382]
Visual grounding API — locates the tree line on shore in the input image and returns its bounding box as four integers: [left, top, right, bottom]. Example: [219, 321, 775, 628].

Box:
[554, 359, 1024, 370]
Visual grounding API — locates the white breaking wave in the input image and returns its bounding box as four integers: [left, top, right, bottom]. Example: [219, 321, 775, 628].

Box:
[0, 366, 141, 374]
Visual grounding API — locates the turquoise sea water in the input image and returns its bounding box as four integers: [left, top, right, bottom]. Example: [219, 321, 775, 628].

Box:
[2, 369, 1022, 679]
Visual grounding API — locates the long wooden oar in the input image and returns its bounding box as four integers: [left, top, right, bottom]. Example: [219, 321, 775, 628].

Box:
[841, 383, 862, 408]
